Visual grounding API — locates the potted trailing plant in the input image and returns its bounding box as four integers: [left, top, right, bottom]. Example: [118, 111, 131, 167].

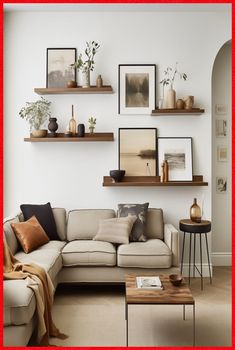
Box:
[19, 97, 51, 137]
[71, 41, 100, 88]
[88, 116, 96, 135]
[160, 62, 187, 109]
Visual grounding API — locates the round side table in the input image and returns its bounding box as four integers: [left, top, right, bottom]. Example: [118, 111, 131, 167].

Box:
[179, 219, 212, 290]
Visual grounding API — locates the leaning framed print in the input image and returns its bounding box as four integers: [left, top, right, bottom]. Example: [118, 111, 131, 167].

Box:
[46, 48, 77, 88]
[119, 128, 157, 176]
[118, 64, 156, 115]
[157, 137, 193, 181]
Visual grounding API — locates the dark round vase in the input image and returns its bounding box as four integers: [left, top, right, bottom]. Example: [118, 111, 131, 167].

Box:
[48, 117, 58, 137]
[77, 124, 85, 137]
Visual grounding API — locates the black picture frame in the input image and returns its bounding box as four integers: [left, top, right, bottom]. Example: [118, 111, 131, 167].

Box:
[157, 137, 193, 181]
[46, 48, 77, 88]
[118, 64, 156, 115]
[119, 128, 158, 176]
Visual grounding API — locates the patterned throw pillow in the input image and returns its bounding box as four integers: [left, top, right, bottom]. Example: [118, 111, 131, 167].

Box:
[118, 203, 149, 242]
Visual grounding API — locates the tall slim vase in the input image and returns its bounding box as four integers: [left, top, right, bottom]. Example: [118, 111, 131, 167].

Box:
[82, 71, 90, 88]
[166, 85, 176, 109]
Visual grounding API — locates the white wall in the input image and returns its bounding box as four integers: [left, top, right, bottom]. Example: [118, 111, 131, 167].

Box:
[4, 6, 231, 270]
[212, 42, 232, 266]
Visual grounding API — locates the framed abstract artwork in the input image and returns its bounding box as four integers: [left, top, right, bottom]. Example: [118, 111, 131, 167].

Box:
[119, 128, 157, 176]
[118, 64, 156, 115]
[46, 48, 76, 88]
[157, 137, 193, 181]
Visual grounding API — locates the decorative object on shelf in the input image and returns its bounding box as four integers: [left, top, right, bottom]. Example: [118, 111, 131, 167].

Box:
[77, 124, 85, 137]
[70, 41, 100, 88]
[216, 119, 227, 137]
[176, 99, 185, 109]
[67, 80, 77, 88]
[215, 103, 227, 115]
[19, 97, 51, 138]
[216, 176, 227, 193]
[190, 198, 202, 223]
[184, 95, 194, 109]
[109, 170, 126, 182]
[88, 116, 96, 135]
[96, 74, 103, 88]
[145, 162, 152, 176]
[163, 160, 169, 182]
[48, 117, 58, 137]
[68, 104, 77, 136]
[119, 128, 157, 176]
[64, 131, 72, 137]
[160, 62, 187, 109]
[157, 137, 193, 181]
[46, 48, 76, 88]
[118, 64, 156, 115]
[169, 274, 183, 286]
[160, 162, 165, 182]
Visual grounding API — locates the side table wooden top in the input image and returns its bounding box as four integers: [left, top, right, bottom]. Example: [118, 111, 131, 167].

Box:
[179, 219, 211, 233]
[125, 274, 194, 305]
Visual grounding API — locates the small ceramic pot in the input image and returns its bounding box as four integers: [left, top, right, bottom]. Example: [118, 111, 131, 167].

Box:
[48, 117, 58, 137]
[109, 170, 125, 182]
[67, 80, 77, 88]
[176, 99, 185, 109]
[78, 124, 85, 137]
[184, 96, 194, 109]
[31, 129, 47, 138]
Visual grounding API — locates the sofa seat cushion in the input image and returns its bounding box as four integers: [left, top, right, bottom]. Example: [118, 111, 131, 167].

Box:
[35, 240, 66, 252]
[14, 248, 62, 282]
[4, 280, 36, 326]
[62, 240, 116, 266]
[117, 239, 172, 268]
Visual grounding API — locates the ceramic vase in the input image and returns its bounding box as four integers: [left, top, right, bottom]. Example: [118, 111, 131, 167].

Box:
[166, 85, 176, 109]
[190, 198, 201, 223]
[82, 71, 90, 88]
[96, 75, 103, 88]
[78, 124, 85, 137]
[48, 117, 58, 137]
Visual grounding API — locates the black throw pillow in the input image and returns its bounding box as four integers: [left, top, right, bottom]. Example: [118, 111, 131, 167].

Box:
[20, 202, 60, 240]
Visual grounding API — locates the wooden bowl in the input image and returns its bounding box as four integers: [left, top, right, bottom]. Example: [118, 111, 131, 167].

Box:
[169, 274, 183, 286]
[109, 170, 125, 182]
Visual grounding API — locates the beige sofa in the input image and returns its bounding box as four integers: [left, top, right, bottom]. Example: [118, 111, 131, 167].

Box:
[3, 208, 179, 346]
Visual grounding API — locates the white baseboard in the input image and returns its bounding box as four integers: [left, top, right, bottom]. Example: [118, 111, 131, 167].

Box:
[211, 252, 232, 266]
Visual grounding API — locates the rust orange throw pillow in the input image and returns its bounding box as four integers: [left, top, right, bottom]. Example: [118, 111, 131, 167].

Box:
[11, 215, 49, 253]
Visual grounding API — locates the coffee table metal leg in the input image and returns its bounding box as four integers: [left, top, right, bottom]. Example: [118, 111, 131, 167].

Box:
[193, 303, 196, 346]
[193, 233, 196, 278]
[183, 305, 186, 320]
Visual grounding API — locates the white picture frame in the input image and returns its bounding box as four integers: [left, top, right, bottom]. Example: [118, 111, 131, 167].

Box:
[157, 137, 193, 181]
[215, 104, 227, 115]
[215, 119, 227, 137]
[216, 176, 227, 193]
[118, 64, 156, 115]
[217, 145, 228, 162]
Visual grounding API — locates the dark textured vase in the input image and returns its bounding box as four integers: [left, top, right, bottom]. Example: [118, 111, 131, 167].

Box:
[77, 124, 85, 137]
[48, 117, 58, 137]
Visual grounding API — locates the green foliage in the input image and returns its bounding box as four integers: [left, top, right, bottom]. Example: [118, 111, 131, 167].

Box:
[19, 97, 51, 131]
[71, 41, 100, 73]
[88, 116, 96, 127]
[160, 62, 187, 88]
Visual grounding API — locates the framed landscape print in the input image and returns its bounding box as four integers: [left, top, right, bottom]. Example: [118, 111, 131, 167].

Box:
[157, 137, 193, 181]
[217, 145, 228, 162]
[118, 64, 156, 115]
[216, 176, 227, 193]
[119, 128, 157, 176]
[215, 119, 227, 137]
[47, 48, 76, 88]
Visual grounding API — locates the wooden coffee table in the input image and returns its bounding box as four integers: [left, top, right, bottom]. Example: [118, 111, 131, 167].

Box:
[125, 274, 195, 346]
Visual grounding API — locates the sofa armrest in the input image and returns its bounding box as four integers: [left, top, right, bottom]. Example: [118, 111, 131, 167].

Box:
[164, 224, 179, 267]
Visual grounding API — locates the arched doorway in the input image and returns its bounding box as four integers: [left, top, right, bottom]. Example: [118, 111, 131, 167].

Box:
[211, 40, 231, 266]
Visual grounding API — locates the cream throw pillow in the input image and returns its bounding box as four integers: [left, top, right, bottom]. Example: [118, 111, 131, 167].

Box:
[93, 216, 137, 244]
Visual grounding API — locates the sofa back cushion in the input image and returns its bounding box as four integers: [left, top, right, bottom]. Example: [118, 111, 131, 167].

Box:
[3, 216, 20, 255]
[67, 209, 116, 241]
[145, 208, 164, 240]
[52, 208, 66, 241]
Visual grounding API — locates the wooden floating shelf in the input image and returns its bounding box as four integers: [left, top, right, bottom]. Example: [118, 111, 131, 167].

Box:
[151, 108, 205, 115]
[34, 86, 113, 95]
[24, 132, 114, 142]
[103, 175, 208, 187]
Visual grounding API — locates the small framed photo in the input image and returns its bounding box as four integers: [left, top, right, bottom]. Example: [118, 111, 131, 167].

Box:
[216, 176, 227, 193]
[47, 48, 77, 88]
[118, 64, 156, 115]
[215, 119, 227, 137]
[119, 128, 157, 176]
[215, 104, 227, 115]
[157, 137, 193, 181]
[217, 145, 228, 162]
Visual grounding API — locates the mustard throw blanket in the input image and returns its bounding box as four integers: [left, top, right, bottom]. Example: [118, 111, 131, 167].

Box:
[3, 239, 68, 345]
